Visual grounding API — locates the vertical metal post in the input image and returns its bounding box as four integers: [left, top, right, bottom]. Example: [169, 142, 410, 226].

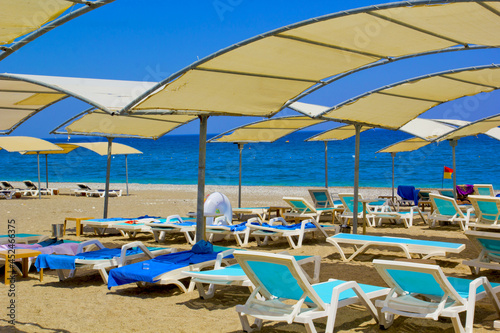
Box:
[45, 154, 49, 188]
[391, 152, 396, 202]
[125, 154, 129, 196]
[37, 152, 41, 199]
[324, 141, 328, 188]
[449, 139, 458, 199]
[196, 116, 208, 242]
[352, 124, 362, 234]
[103, 137, 113, 219]
[238, 143, 244, 208]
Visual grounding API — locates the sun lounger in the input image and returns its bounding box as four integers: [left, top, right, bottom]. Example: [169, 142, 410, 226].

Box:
[107, 241, 232, 293]
[247, 217, 339, 249]
[23, 180, 56, 195]
[373, 259, 500, 333]
[473, 184, 495, 197]
[0, 233, 48, 245]
[80, 215, 157, 235]
[468, 195, 500, 230]
[326, 233, 465, 262]
[112, 216, 161, 238]
[183, 248, 321, 299]
[232, 207, 270, 221]
[0, 190, 17, 199]
[429, 193, 474, 230]
[144, 215, 203, 244]
[397, 185, 420, 207]
[463, 230, 500, 275]
[282, 196, 336, 223]
[234, 250, 389, 333]
[308, 188, 344, 222]
[205, 218, 262, 247]
[73, 183, 92, 196]
[35, 239, 172, 283]
[372, 205, 426, 228]
[338, 193, 376, 227]
[74, 183, 121, 197]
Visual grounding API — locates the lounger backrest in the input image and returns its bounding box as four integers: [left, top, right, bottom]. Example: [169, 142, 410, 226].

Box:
[308, 189, 333, 208]
[430, 193, 463, 217]
[469, 195, 500, 224]
[24, 180, 36, 189]
[438, 190, 454, 198]
[77, 183, 91, 190]
[465, 231, 500, 255]
[283, 197, 316, 214]
[373, 259, 466, 305]
[473, 184, 495, 197]
[338, 193, 370, 214]
[234, 251, 326, 309]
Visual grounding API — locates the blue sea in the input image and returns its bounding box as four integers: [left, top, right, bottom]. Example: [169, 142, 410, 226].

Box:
[0, 130, 498, 188]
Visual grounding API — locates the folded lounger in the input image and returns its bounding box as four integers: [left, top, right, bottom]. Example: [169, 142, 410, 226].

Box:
[326, 234, 465, 262]
[107, 241, 233, 293]
[373, 259, 500, 333]
[183, 248, 321, 299]
[35, 240, 172, 283]
[247, 217, 339, 249]
[463, 230, 500, 274]
[233, 251, 389, 333]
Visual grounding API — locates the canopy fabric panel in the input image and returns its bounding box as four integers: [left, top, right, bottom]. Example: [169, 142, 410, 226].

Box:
[61, 109, 196, 139]
[377, 137, 431, 153]
[0, 74, 157, 135]
[398, 118, 457, 140]
[317, 65, 500, 129]
[64, 142, 142, 156]
[0, 136, 63, 152]
[22, 143, 79, 155]
[437, 114, 500, 141]
[209, 116, 324, 143]
[125, 1, 500, 117]
[0, 0, 73, 45]
[306, 125, 373, 142]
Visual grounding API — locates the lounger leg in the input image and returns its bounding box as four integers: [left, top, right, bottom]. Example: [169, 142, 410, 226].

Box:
[450, 313, 465, 333]
[303, 319, 318, 333]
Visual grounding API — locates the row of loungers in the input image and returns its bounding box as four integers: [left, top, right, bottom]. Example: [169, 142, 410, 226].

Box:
[1, 180, 58, 198]
[25, 232, 500, 333]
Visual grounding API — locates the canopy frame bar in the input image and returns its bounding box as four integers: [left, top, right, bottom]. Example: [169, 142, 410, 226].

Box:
[0, 0, 116, 61]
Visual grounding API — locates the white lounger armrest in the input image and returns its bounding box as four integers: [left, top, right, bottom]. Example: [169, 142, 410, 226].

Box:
[76, 239, 105, 254]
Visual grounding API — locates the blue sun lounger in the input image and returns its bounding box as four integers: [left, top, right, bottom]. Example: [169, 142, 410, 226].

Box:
[326, 233, 465, 261]
[233, 251, 389, 333]
[107, 241, 234, 293]
[34, 240, 172, 283]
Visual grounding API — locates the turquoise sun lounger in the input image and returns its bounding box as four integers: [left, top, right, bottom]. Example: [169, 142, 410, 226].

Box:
[326, 233, 465, 261]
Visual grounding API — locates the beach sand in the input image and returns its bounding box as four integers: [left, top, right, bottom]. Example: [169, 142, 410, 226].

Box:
[1, 183, 499, 332]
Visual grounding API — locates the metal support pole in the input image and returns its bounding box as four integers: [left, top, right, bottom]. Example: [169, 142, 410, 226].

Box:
[103, 137, 113, 219]
[324, 141, 328, 188]
[352, 124, 362, 234]
[196, 116, 208, 242]
[37, 152, 41, 199]
[449, 139, 458, 199]
[238, 143, 244, 208]
[391, 152, 396, 202]
[45, 154, 49, 188]
[125, 154, 129, 196]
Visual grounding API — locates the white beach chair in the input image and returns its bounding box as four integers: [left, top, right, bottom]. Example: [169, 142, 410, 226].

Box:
[468, 195, 500, 230]
[338, 193, 376, 227]
[326, 233, 465, 262]
[234, 251, 389, 333]
[373, 259, 500, 333]
[463, 230, 500, 274]
[182, 249, 321, 299]
[429, 193, 474, 230]
[473, 184, 495, 197]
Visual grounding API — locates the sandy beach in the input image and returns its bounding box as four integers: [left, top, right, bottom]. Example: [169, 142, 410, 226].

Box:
[1, 183, 499, 332]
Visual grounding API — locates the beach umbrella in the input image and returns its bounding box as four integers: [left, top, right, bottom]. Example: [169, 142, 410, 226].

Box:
[0, 136, 63, 199]
[111, 1, 500, 242]
[208, 116, 325, 207]
[0, 0, 116, 61]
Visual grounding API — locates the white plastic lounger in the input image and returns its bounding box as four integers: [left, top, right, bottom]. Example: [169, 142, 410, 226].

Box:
[429, 193, 474, 230]
[234, 251, 389, 333]
[373, 259, 500, 333]
[232, 207, 270, 221]
[183, 249, 321, 299]
[463, 230, 500, 275]
[338, 193, 377, 227]
[205, 218, 262, 247]
[473, 184, 495, 197]
[145, 215, 202, 244]
[468, 195, 500, 230]
[282, 197, 336, 223]
[326, 234, 465, 262]
[35, 240, 173, 283]
[372, 205, 426, 228]
[248, 217, 339, 249]
[0, 233, 47, 245]
[80, 217, 134, 235]
[112, 217, 160, 238]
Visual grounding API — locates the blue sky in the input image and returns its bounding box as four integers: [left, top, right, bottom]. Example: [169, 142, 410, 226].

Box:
[2, 0, 500, 138]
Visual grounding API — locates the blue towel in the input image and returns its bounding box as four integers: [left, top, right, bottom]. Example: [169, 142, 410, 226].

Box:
[35, 247, 151, 271]
[397, 185, 420, 205]
[107, 243, 227, 289]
